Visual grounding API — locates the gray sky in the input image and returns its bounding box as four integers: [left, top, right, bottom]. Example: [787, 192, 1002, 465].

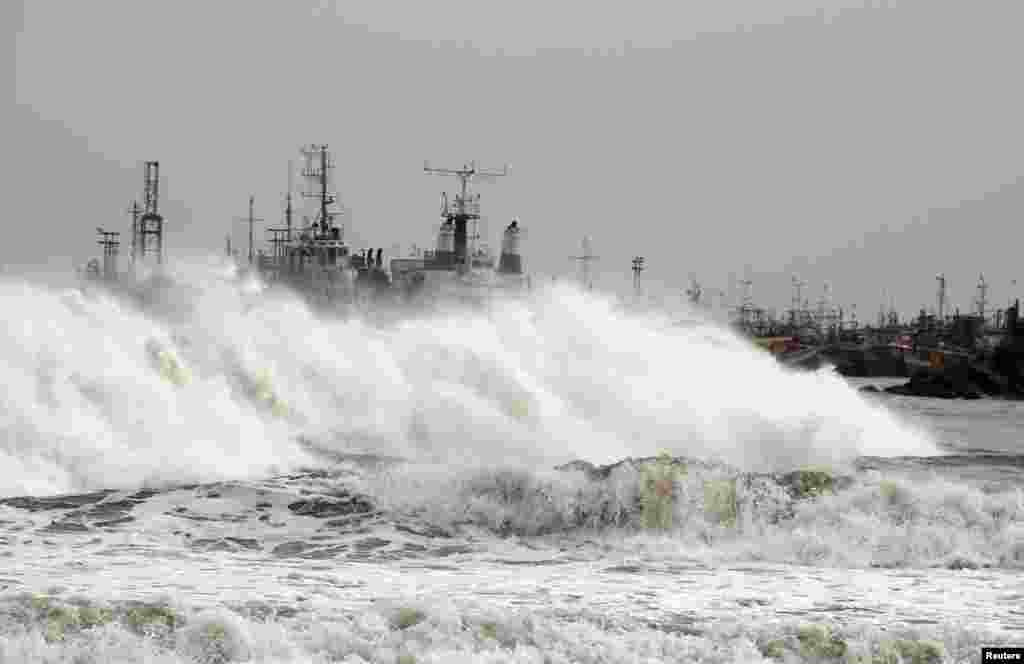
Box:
[8, 0, 1024, 318]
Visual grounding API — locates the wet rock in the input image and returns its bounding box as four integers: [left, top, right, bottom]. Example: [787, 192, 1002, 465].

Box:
[287, 494, 373, 518]
[395, 523, 453, 539]
[885, 372, 985, 400]
[776, 469, 853, 500]
[797, 624, 847, 659]
[272, 541, 313, 557]
[945, 556, 980, 571]
[225, 537, 260, 550]
[353, 537, 390, 551]
[41, 520, 89, 534]
[391, 607, 426, 630]
[0, 491, 114, 512]
[324, 512, 378, 529]
[604, 565, 643, 574]
[167, 511, 216, 522]
[433, 544, 473, 557]
[190, 538, 235, 552]
[299, 545, 350, 559]
[85, 499, 142, 519]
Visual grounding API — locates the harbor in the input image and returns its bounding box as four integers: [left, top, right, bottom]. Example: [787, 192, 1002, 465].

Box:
[81, 154, 1024, 401]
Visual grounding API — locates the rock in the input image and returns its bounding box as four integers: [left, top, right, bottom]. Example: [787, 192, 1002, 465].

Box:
[272, 541, 312, 557]
[190, 539, 235, 552]
[353, 537, 390, 551]
[287, 494, 373, 518]
[394, 523, 452, 539]
[945, 556, 979, 571]
[41, 520, 90, 534]
[0, 491, 114, 512]
[224, 537, 260, 550]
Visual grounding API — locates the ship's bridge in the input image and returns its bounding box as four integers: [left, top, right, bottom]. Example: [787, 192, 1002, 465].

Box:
[449, 196, 481, 217]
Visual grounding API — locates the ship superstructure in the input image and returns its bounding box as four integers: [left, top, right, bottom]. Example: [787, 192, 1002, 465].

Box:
[384, 160, 527, 306]
[254, 144, 357, 305]
[241, 148, 529, 311]
[82, 147, 529, 313]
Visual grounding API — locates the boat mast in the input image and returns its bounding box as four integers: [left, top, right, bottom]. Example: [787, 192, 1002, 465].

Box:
[424, 160, 508, 269]
[570, 236, 599, 291]
[301, 144, 339, 235]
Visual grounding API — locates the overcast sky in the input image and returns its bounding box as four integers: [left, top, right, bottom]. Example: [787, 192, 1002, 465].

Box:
[8, 0, 1024, 319]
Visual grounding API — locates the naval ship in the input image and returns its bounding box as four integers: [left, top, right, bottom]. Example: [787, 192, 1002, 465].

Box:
[83, 147, 531, 316]
[248, 144, 530, 314]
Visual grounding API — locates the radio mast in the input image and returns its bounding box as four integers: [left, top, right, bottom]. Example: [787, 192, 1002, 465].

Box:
[570, 236, 599, 290]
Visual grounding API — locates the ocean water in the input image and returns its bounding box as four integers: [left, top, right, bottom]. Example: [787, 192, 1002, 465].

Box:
[0, 258, 1020, 663]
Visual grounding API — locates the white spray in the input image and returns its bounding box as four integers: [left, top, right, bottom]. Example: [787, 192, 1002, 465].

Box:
[0, 257, 938, 496]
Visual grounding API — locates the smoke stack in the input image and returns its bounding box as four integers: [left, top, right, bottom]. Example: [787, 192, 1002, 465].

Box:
[498, 219, 522, 275]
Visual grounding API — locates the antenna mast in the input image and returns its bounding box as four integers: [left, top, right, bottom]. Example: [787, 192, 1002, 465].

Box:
[976, 274, 989, 320]
[137, 161, 165, 265]
[234, 195, 264, 265]
[570, 236, 599, 290]
[631, 255, 645, 296]
[286, 159, 294, 242]
[127, 200, 141, 263]
[424, 160, 508, 269]
[301, 145, 340, 237]
[790, 275, 806, 329]
[738, 277, 754, 328]
[936, 273, 947, 321]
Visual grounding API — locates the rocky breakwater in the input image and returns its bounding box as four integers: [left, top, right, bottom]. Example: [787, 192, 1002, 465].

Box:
[544, 454, 854, 533]
[873, 354, 1021, 400]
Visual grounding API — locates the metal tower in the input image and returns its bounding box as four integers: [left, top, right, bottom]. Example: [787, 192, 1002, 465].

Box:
[570, 236, 599, 290]
[285, 160, 295, 242]
[425, 160, 508, 269]
[234, 195, 264, 265]
[96, 228, 120, 280]
[631, 256, 645, 295]
[790, 275, 806, 328]
[262, 162, 299, 272]
[976, 274, 989, 320]
[737, 278, 755, 329]
[936, 273, 947, 321]
[127, 200, 141, 263]
[301, 145, 341, 236]
[137, 161, 165, 265]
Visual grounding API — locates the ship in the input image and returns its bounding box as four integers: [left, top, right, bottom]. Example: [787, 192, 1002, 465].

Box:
[248, 145, 530, 315]
[81, 148, 532, 317]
